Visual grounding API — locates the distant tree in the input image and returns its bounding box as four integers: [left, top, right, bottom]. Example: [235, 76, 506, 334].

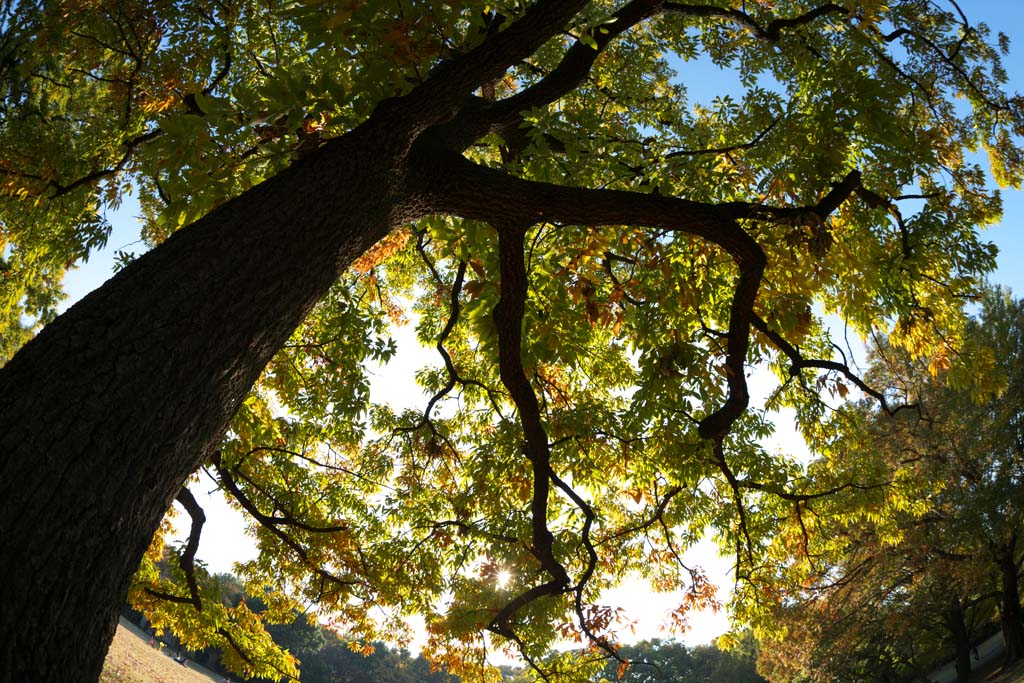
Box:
[0, 1, 1022, 682]
[752, 289, 1024, 682]
[588, 635, 765, 683]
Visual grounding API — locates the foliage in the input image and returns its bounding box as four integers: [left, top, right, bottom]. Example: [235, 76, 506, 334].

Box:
[1, 0, 1023, 680]
[127, 573, 458, 683]
[591, 635, 765, 683]
[751, 289, 1024, 683]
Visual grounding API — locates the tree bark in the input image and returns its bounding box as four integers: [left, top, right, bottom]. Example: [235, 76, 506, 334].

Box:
[998, 548, 1024, 665]
[0, 124, 412, 683]
[943, 601, 972, 682]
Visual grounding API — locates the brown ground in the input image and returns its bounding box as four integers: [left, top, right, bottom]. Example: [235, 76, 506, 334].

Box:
[973, 659, 1024, 683]
[100, 621, 220, 683]
[934, 656, 1024, 683]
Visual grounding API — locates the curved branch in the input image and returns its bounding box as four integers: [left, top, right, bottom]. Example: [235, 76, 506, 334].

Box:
[751, 313, 919, 417]
[408, 237, 506, 421]
[175, 487, 206, 610]
[211, 453, 358, 590]
[412, 149, 774, 441]
[547, 470, 625, 663]
[396, 256, 468, 434]
[144, 486, 207, 610]
[482, 222, 580, 639]
[663, 2, 848, 43]
[372, 0, 590, 139]
[492, 223, 570, 589]
[469, 0, 665, 140]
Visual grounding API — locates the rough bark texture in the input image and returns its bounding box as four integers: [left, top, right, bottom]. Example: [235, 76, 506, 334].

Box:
[0, 125, 411, 683]
[999, 550, 1024, 665]
[943, 601, 972, 682]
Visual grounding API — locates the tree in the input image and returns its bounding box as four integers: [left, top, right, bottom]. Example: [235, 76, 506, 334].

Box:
[592, 636, 765, 683]
[753, 290, 1024, 682]
[0, 1, 1021, 682]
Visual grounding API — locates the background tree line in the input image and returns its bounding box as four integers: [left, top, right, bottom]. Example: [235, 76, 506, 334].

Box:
[750, 289, 1024, 683]
[125, 568, 763, 683]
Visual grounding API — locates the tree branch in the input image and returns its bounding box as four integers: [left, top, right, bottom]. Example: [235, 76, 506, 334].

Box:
[413, 149, 773, 442]
[43, 128, 161, 198]
[492, 223, 570, 590]
[212, 453, 358, 591]
[750, 313, 919, 417]
[665, 116, 782, 159]
[371, 0, 591, 139]
[175, 487, 206, 610]
[459, 0, 666, 144]
[143, 486, 207, 610]
[663, 2, 848, 43]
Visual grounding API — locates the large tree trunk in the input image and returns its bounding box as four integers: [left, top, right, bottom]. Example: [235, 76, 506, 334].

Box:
[0, 124, 411, 683]
[998, 547, 1024, 665]
[943, 600, 972, 682]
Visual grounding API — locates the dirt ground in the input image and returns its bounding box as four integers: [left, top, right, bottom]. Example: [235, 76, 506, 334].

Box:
[975, 659, 1024, 683]
[100, 622, 220, 683]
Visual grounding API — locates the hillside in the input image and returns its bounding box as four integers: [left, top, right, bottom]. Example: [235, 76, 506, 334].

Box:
[100, 620, 220, 683]
[972, 660, 1024, 683]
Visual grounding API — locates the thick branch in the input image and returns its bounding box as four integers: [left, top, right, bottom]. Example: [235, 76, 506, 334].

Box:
[492, 223, 570, 590]
[175, 487, 206, 610]
[442, 1, 849, 150]
[412, 149, 763, 258]
[457, 0, 664, 144]
[372, 0, 590, 139]
[663, 2, 848, 42]
[414, 150, 771, 441]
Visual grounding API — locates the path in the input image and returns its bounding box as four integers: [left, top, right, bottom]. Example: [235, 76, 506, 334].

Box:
[930, 632, 1006, 683]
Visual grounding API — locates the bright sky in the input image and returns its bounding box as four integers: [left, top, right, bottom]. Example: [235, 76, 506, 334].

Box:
[56, 0, 1024, 655]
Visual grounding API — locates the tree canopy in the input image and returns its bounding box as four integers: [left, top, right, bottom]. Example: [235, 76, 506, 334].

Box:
[0, 1, 1022, 682]
[752, 289, 1024, 683]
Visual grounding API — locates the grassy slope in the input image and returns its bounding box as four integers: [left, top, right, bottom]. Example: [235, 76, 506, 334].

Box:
[100, 621, 221, 683]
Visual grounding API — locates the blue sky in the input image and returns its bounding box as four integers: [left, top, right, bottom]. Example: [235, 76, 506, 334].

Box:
[952, 0, 1024, 292]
